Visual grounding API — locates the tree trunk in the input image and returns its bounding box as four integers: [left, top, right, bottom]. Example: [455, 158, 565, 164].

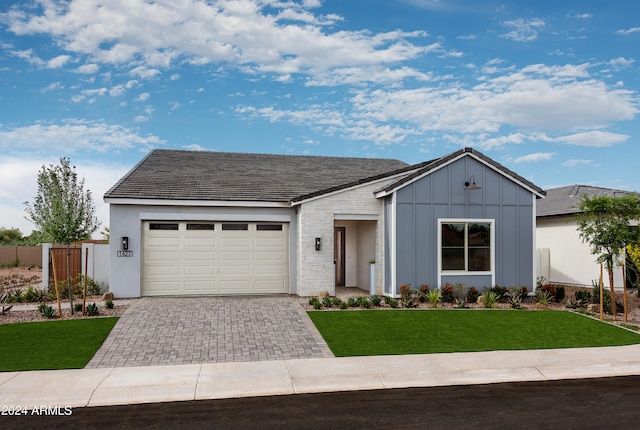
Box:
[607, 261, 616, 320]
[67, 243, 74, 315]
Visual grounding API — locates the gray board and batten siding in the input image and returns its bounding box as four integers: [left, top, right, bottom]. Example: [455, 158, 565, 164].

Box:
[386, 154, 538, 295]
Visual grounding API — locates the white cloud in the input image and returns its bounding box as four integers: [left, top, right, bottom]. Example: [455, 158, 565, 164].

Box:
[135, 92, 150, 102]
[76, 63, 99, 74]
[0, 119, 164, 153]
[616, 27, 640, 35]
[41, 82, 63, 92]
[10, 48, 44, 66]
[169, 73, 181, 81]
[501, 18, 546, 42]
[556, 131, 629, 147]
[236, 62, 638, 148]
[183, 144, 206, 151]
[46, 54, 71, 68]
[513, 152, 554, 163]
[563, 159, 592, 167]
[1, 0, 432, 86]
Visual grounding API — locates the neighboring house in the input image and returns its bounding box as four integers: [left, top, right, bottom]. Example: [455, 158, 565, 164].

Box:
[105, 148, 545, 298]
[536, 185, 631, 288]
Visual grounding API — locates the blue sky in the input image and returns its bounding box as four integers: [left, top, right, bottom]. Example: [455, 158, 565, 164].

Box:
[1, 0, 639, 236]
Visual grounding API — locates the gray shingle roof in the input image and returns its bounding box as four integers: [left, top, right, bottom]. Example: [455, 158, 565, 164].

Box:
[104, 149, 410, 202]
[536, 185, 631, 217]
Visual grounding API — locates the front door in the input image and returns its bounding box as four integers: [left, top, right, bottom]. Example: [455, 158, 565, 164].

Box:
[334, 227, 346, 286]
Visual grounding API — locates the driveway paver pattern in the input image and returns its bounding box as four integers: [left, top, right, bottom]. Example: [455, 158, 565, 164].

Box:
[86, 297, 333, 368]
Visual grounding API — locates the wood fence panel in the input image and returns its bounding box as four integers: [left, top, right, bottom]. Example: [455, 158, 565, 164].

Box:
[49, 246, 82, 284]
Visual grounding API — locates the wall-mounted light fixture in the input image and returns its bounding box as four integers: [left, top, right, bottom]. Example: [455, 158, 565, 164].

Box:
[121, 236, 129, 251]
[315, 237, 321, 251]
[464, 176, 482, 191]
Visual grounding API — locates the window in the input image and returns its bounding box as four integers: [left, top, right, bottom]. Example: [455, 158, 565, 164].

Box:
[441, 221, 491, 272]
[186, 223, 215, 230]
[149, 223, 179, 230]
[222, 223, 248, 231]
[256, 224, 283, 231]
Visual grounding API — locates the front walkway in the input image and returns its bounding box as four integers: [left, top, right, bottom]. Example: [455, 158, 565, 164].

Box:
[85, 297, 333, 368]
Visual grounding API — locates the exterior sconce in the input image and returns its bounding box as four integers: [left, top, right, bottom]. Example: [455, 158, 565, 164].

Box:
[315, 237, 321, 251]
[121, 236, 129, 250]
[464, 176, 482, 191]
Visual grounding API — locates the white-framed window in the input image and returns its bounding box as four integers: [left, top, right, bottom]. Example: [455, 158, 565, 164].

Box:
[439, 219, 493, 273]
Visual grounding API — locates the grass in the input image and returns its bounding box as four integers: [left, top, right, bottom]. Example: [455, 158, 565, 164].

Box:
[0, 317, 118, 371]
[307, 310, 640, 357]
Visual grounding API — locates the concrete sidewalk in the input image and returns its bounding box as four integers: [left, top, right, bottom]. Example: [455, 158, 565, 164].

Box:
[2, 344, 640, 408]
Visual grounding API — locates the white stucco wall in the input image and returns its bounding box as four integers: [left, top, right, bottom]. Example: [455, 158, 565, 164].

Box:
[536, 217, 624, 288]
[296, 181, 387, 297]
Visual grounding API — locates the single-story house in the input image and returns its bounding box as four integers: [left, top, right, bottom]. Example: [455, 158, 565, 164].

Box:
[536, 185, 632, 288]
[105, 147, 545, 298]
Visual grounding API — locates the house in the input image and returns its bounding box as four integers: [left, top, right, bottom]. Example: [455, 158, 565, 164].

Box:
[536, 185, 631, 288]
[104, 147, 545, 298]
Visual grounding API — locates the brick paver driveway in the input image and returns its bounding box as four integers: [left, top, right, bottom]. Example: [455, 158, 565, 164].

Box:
[86, 297, 333, 368]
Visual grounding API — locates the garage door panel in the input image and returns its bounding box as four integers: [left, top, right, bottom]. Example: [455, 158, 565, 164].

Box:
[255, 280, 287, 291]
[147, 237, 180, 246]
[184, 266, 215, 275]
[184, 237, 215, 246]
[184, 251, 216, 261]
[146, 266, 182, 276]
[184, 281, 218, 292]
[143, 221, 288, 296]
[220, 279, 252, 292]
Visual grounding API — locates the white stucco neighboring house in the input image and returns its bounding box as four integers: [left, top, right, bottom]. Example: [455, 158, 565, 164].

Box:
[105, 148, 544, 298]
[536, 185, 632, 288]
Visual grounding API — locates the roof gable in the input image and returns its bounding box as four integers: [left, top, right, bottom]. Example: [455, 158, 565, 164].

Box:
[376, 148, 546, 198]
[104, 149, 409, 202]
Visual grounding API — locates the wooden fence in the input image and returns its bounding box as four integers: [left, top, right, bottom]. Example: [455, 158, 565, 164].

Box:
[49, 245, 82, 284]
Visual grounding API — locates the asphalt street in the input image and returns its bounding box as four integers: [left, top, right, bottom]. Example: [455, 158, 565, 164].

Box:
[4, 375, 640, 429]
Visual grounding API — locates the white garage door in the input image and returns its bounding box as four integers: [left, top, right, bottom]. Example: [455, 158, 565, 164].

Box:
[142, 221, 289, 296]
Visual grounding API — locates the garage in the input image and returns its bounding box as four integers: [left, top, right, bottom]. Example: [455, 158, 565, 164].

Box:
[142, 221, 289, 296]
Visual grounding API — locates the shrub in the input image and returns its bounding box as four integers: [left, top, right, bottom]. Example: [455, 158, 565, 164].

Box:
[488, 286, 508, 300]
[358, 297, 372, 309]
[482, 291, 499, 309]
[467, 286, 479, 303]
[385, 296, 399, 308]
[441, 283, 455, 303]
[105, 300, 114, 309]
[73, 303, 83, 312]
[399, 284, 418, 308]
[22, 286, 43, 303]
[418, 284, 430, 302]
[539, 284, 556, 299]
[425, 289, 441, 308]
[575, 290, 591, 303]
[37, 303, 56, 319]
[536, 290, 553, 307]
[309, 297, 321, 310]
[321, 296, 333, 308]
[370, 294, 382, 307]
[5, 289, 24, 303]
[591, 282, 623, 314]
[554, 286, 565, 302]
[347, 297, 358, 308]
[85, 303, 99, 316]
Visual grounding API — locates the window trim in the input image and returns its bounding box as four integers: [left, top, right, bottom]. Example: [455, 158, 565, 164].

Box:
[437, 218, 495, 276]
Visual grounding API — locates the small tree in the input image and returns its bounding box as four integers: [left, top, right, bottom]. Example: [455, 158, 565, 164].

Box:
[576, 193, 640, 318]
[24, 158, 100, 313]
[0, 227, 23, 245]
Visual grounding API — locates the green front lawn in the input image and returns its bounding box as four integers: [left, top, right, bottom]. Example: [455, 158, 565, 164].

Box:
[0, 317, 118, 371]
[308, 310, 640, 357]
